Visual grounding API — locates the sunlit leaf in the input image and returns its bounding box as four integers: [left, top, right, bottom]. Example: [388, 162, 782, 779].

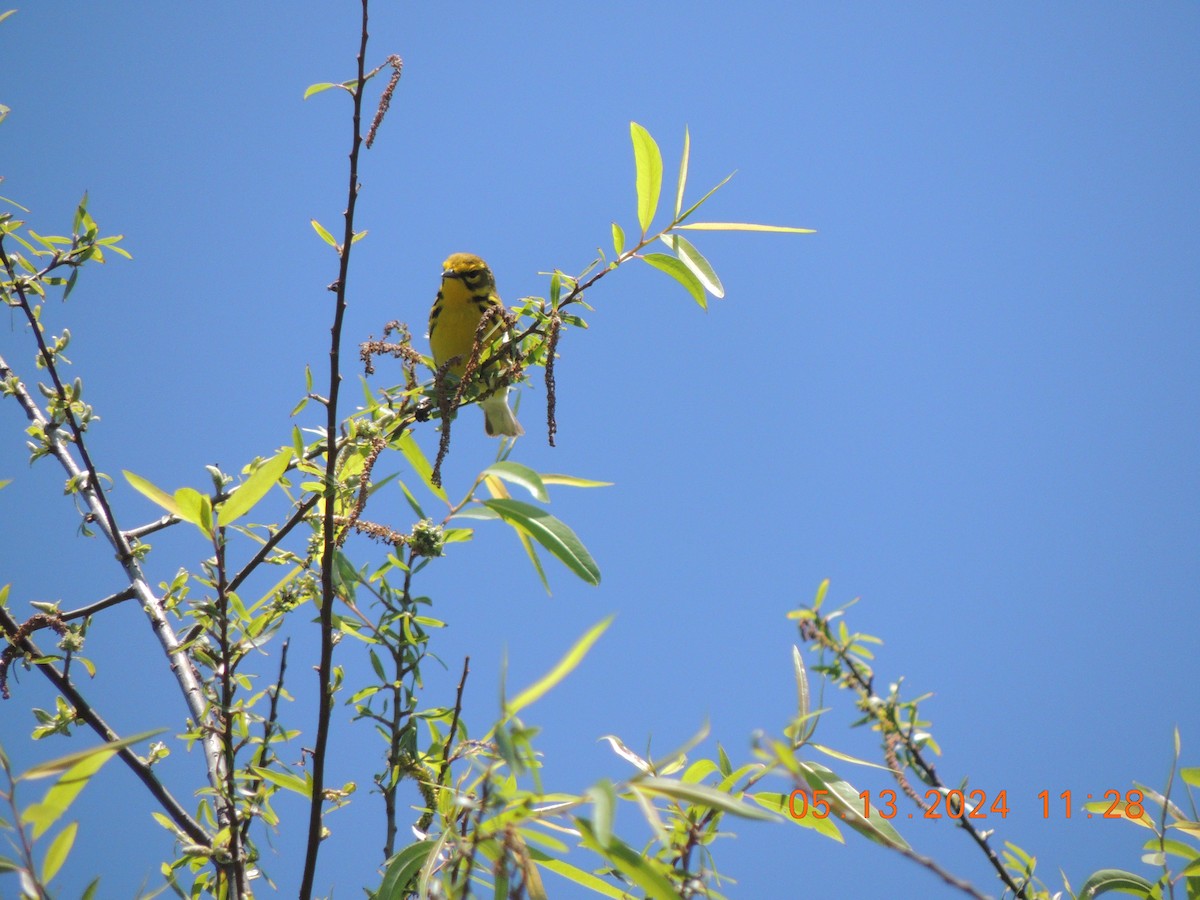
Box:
[397, 432, 448, 503]
[506, 616, 613, 718]
[376, 840, 437, 899]
[122, 470, 183, 519]
[40, 821, 77, 884]
[481, 499, 600, 584]
[675, 126, 690, 218]
[303, 82, 341, 99]
[1076, 869, 1155, 898]
[586, 779, 616, 849]
[660, 233, 724, 298]
[630, 122, 662, 235]
[539, 473, 613, 489]
[530, 854, 630, 899]
[217, 447, 292, 526]
[642, 253, 706, 308]
[611, 222, 625, 257]
[481, 461, 549, 503]
[249, 766, 312, 799]
[676, 221, 815, 233]
[576, 821, 678, 900]
[637, 776, 778, 821]
[310, 218, 337, 247]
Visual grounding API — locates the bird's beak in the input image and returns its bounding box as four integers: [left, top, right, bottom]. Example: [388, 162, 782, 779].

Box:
[441, 268, 461, 280]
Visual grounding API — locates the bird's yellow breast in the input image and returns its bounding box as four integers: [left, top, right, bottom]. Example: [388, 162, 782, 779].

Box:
[430, 277, 499, 376]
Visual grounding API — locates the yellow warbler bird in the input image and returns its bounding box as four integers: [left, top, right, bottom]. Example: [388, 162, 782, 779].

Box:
[429, 252, 524, 438]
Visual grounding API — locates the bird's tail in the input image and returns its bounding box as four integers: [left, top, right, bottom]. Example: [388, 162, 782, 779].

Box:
[480, 390, 523, 438]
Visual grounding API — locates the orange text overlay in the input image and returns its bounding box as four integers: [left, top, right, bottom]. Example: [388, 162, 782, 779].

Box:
[787, 788, 1146, 821]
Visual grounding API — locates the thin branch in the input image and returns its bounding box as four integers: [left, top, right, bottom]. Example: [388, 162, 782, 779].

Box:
[299, 1, 371, 894]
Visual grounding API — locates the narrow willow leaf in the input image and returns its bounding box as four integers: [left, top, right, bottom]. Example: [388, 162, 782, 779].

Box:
[40, 821, 77, 884]
[1076, 869, 1155, 897]
[377, 840, 438, 899]
[751, 791, 844, 841]
[675, 125, 690, 218]
[641, 253, 707, 308]
[611, 221, 625, 257]
[397, 433, 448, 503]
[586, 780, 617, 849]
[481, 461, 549, 503]
[793, 645, 810, 724]
[303, 82, 341, 99]
[123, 470, 183, 518]
[310, 218, 337, 247]
[515, 524, 551, 595]
[249, 766, 312, 799]
[24, 732, 163, 840]
[481, 498, 601, 584]
[677, 221, 816, 233]
[218, 446, 292, 526]
[20, 732, 163, 782]
[637, 776, 778, 821]
[576, 822, 678, 900]
[452, 506, 500, 521]
[676, 172, 735, 224]
[539, 474, 613, 488]
[798, 761, 910, 850]
[630, 122, 662, 235]
[530, 856, 630, 899]
[506, 616, 613, 718]
[660, 234, 724, 298]
[598, 735, 652, 773]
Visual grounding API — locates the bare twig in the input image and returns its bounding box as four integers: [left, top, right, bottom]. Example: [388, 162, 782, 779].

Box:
[299, 1, 372, 894]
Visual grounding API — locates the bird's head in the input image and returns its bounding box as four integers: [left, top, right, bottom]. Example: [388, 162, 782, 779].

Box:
[441, 253, 495, 292]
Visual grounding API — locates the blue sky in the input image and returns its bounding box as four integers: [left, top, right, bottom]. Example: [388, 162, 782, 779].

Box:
[3, 3, 1198, 898]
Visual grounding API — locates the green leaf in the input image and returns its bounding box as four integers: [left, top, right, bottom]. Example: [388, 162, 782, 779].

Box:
[40, 821, 77, 884]
[481, 498, 601, 584]
[675, 125, 690, 218]
[173, 487, 213, 536]
[660, 233, 724, 298]
[249, 766, 312, 799]
[123, 470, 183, 519]
[751, 791, 844, 842]
[506, 616, 613, 719]
[310, 218, 337, 247]
[217, 447, 292, 526]
[611, 222, 625, 257]
[642, 253, 707, 308]
[1076, 868, 1155, 898]
[529, 854, 630, 899]
[792, 645, 810, 718]
[397, 432, 448, 503]
[798, 761, 910, 850]
[482, 462, 549, 503]
[637, 776, 778, 821]
[20, 731, 163, 782]
[539, 473, 613, 489]
[676, 221, 816, 233]
[586, 780, 616, 849]
[303, 82, 341, 100]
[577, 821, 678, 900]
[514, 526, 551, 595]
[22, 732, 163, 840]
[377, 840, 438, 899]
[630, 122, 662, 235]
